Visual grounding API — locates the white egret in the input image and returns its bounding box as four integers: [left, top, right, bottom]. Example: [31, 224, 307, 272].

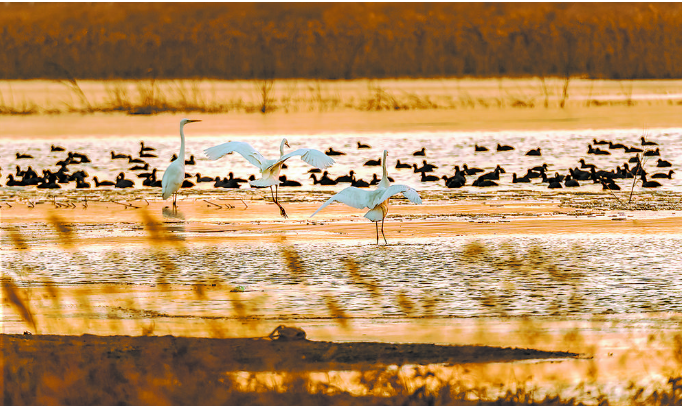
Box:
[161, 118, 201, 209]
[311, 150, 422, 245]
[204, 138, 335, 218]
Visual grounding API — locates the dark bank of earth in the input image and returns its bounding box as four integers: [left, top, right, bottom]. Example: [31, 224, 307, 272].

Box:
[3, 333, 586, 406]
[4, 334, 580, 372]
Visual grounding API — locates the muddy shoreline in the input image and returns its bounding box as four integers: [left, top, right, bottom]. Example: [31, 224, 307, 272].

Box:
[2, 194, 681, 250]
[3, 334, 581, 372]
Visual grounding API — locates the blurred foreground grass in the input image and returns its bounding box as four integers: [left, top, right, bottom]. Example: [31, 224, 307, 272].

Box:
[2, 210, 682, 405]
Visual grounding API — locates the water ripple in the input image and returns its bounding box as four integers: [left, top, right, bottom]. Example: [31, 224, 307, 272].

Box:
[4, 235, 681, 317]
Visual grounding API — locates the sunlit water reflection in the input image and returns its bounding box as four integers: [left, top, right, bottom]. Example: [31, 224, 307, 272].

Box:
[2, 128, 681, 192]
[4, 234, 682, 318]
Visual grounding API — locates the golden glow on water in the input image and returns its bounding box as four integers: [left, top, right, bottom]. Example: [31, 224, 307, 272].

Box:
[2, 78, 682, 139]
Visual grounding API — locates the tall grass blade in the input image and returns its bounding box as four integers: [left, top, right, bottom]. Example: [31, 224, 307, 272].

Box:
[2, 277, 37, 332]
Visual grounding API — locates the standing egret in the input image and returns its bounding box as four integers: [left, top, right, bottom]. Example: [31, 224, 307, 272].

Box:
[162, 118, 201, 209]
[204, 138, 335, 218]
[311, 150, 422, 245]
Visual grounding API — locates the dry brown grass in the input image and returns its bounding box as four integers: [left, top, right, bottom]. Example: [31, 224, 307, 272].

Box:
[5, 3, 682, 82]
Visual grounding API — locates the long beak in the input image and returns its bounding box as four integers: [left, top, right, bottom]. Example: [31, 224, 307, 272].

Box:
[188, 119, 202, 123]
[285, 141, 290, 148]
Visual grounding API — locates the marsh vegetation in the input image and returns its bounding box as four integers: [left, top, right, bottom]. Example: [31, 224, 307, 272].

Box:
[3, 77, 682, 116]
[4, 3, 682, 81]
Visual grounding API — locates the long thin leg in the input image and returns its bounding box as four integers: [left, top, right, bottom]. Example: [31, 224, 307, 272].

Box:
[172, 192, 177, 211]
[270, 185, 288, 218]
[375, 222, 379, 245]
[276, 185, 287, 218]
[381, 217, 387, 245]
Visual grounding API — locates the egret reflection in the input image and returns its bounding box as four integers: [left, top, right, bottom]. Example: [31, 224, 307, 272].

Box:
[162, 206, 185, 220]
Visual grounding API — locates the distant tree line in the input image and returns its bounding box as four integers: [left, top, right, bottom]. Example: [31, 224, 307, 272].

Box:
[2, 2, 682, 80]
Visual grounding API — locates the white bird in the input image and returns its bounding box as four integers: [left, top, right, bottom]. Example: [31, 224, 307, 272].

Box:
[161, 118, 201, 209]
[204, 138, 335, 218]
[311, 150, 422, 245]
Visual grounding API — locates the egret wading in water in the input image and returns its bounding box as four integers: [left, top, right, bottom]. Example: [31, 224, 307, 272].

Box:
[162, 118, 201, 209]
[311, 150, 422, 245]
[204, 138, 335, 218]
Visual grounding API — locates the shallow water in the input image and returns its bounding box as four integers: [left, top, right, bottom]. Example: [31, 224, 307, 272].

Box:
[3, 108, 682, 402]
[4, 234, 682, 318]
[1, 128, 681, 193]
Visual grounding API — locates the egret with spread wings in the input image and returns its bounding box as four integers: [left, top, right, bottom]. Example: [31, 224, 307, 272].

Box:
[311, 150, 422, 244]
[204, 138, 335, 217]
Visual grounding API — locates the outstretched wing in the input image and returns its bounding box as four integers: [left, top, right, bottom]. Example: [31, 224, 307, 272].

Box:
[310, 187, 374, 217]
[371, 184, 422, 207]
[204, 141, 266, 170]
[272, 148, 335, 170]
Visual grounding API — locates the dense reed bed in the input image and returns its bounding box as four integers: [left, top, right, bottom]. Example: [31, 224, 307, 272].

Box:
[3, 3, 682, 80]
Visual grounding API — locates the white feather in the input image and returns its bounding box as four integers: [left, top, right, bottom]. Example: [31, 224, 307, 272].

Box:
[161, 159, 184, 199]
[271, 148, 335, 170]
[311, 187, 373, 217]
[311, 184, 421, 217]
[376, 184, 423, 206]
[311, 150, 422, 220]
[204, 141, 267, 170]
[204, 139, 335, 186]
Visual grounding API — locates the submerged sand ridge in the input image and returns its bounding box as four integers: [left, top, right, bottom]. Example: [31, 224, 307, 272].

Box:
[1, 197, 682, 249]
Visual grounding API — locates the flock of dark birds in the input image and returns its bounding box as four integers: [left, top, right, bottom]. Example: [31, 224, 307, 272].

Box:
[439, 136, 674, 191]
[3, 136, 675, 192]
